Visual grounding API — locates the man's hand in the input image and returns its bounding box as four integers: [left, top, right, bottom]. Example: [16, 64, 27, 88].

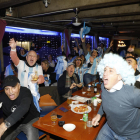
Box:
[109, 40, 113, 48]
[31, 79, 38, 84]
[44, 74, 48, 77]
[61, 44, 64, 51]
[75, 38, 78, 42]
[9, 38, 17, 50]
[0, 122, 7, 138]
[127, 47, 134, 52]
[76, 83, 83, 88]
[92, 114, 101, 126]
[70, 83, 77, 89]
[81, 36, 86, 43]
[73, 47, 78, 53]
[90, 56, 94, 64]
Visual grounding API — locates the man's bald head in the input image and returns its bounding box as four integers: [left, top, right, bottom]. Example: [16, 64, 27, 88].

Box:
[26, 50, 37, 66]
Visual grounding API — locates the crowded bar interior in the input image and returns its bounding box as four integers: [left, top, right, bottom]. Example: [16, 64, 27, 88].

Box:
[1, 0, 140, 140]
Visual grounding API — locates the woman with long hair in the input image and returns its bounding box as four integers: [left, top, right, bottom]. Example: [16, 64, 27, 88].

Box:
[73, 56, 88, 83]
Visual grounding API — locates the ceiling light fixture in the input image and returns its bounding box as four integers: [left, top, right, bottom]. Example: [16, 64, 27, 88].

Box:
[9, 7, 12, 13]
[43, 0, 51, 8]
[72, 17, 81, 26]
[6, 7, 13, 16]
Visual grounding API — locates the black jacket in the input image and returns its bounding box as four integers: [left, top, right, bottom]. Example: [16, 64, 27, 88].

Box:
[58, 70, 82, 94]
[0, 87, 39, 127]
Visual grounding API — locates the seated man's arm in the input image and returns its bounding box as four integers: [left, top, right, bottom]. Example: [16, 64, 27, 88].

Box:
[38, 75, 45, 84]
[37, 66, 45, 84]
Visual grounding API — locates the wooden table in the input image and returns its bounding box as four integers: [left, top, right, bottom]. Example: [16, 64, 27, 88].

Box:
[33, 86, 106, 140]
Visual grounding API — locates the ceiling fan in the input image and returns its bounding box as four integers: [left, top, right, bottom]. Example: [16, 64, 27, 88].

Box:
[49, 8, 101, 27]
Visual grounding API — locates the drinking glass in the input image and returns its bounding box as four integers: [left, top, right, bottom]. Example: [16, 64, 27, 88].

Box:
[82, 87, 86, 94]
[67, 97, 72, 109]
[87, 117, 93, 127]
[87, 99, 92, 106]
[51, 111, 57, 125]
[67, 97, 72, 105]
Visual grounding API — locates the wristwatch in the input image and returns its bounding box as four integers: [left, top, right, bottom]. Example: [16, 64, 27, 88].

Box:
[4, 120, 11, 128]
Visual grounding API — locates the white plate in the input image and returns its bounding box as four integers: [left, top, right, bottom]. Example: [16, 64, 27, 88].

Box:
[71, 104, 92, 114]
[71, 95, 89, 103]
[95, 94, 100, 97]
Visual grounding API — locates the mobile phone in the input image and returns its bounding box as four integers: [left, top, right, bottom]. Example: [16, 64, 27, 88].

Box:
[57, 115, 63, 119]
[59, 107, 68, 112]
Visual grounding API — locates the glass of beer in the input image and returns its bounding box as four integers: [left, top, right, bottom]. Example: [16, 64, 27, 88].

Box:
[67, 97, 72, 105]
[51, 111, 57, 125]
[67, 97, 72, 109]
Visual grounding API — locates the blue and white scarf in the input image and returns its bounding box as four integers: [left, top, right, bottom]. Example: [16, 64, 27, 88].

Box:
[5, 64, 14, 77]
[28, 72, 41, 112]
[54, 56, 67, 80]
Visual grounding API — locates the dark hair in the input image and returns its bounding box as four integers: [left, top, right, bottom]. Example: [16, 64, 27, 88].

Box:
[73, 56, 83, 68]
[80, 54, 86, 63]
[126, 51, 135, 57]
[125, 56, 137, 64]
[41, 59, 49, 67]
[91, 49, 99, 55]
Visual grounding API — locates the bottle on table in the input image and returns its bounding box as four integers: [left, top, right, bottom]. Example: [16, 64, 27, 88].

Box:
[94, 85, 97, 93]
[87, 84, 91, 91]
[83, 112, 88, 122]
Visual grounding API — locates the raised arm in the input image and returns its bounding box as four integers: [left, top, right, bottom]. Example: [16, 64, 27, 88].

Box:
[81, 36, 88, 55]
[102, 40, 113, 58]
[9, 38, 20, 66]
[61, 44, 66, 56]
[73, 47, 79, 56]
[75, 38, 81, 50]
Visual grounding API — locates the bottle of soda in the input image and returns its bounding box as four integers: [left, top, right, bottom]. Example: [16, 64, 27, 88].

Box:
[83, 112, 88, 122]
[94, 85, 97, 93]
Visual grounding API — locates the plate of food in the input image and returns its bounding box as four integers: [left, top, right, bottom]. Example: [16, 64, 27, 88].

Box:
[71, 104, 92, 114]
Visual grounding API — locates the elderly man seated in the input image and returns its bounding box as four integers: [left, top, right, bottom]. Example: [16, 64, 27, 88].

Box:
[92, 53, 140, 140]
[57, 63, 82, 103]
[0, 75, 39, 140]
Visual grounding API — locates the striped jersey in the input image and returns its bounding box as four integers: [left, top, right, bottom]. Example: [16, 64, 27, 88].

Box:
[17, 60, 43, 88]
[85, 55, 102, 75]
[74, 64, 89, 83]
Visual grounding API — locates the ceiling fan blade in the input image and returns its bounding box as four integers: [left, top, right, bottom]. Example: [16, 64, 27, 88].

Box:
[82, 18, 102, 22]
[64, 22, 73, 26]
[49, 20, 72, 23]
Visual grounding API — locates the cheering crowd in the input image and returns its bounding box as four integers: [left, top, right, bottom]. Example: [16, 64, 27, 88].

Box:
[1, 36, 140, 140]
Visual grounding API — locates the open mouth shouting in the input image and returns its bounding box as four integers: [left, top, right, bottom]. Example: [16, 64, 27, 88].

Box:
[9, 93, 15, 100]
[103, 77, 108, 85]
